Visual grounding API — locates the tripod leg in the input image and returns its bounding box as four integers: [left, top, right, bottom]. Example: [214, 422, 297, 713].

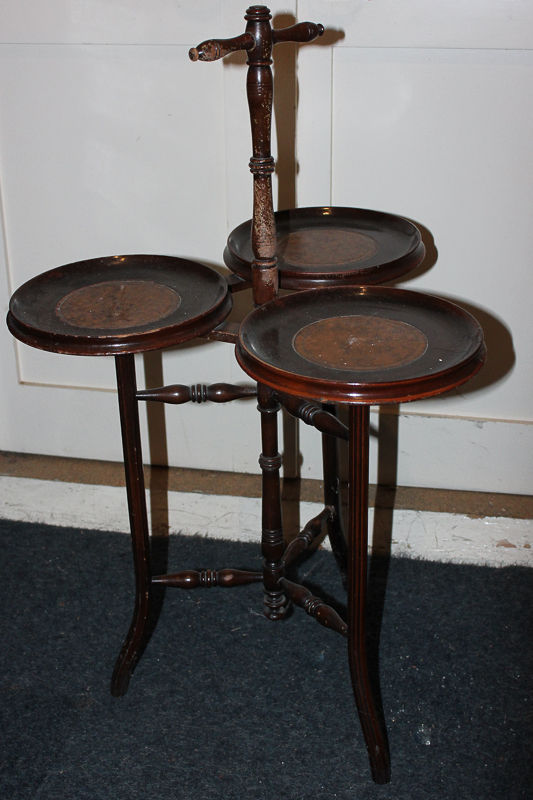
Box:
[258, 383, 287, 620]
[347, 405, 390, 784]
[321, 402, 348, 586]
[111, 354, 153, 698]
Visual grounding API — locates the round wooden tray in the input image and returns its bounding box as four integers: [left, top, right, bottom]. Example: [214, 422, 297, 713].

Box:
[224, 207, 425, 289]
[7, 254, 232, 356]
[236, 286, 485, 404]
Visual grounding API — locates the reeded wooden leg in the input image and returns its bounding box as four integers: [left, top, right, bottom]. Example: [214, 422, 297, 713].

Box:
[258, 383, 288, 620]
[321, 402, 348, 586]
[347, 405, 390, 784]
[111, 354, 153, 698]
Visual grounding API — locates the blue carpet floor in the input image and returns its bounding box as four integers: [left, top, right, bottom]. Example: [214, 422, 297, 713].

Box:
[0, 518, 531, 799]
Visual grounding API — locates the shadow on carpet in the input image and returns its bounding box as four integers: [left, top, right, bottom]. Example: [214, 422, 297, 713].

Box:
[0, 518, 531, 800]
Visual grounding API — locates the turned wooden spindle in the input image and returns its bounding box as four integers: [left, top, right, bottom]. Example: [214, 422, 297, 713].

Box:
[152, 569, 262, 589]
[275, 392, 349, 440]
[283, 506, 333, 567]
[136, 382, 257, 405]
[281, 578, 348, 637]
[257, 382, 287, 619]
[190, 5, 323, 306]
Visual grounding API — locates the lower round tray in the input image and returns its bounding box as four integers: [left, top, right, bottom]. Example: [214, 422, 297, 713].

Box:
[236, 286, 485, 405]
[7, 254, 232, 356]
[224, 207, 425, 289]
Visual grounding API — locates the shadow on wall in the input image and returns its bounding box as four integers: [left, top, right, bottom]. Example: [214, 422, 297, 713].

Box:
[432, 297, 515, 396]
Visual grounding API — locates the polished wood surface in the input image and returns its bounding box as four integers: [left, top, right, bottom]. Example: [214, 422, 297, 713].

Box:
[137, 383, 257, 405]
[152, 569, 263, 589]
[257, 382, 287, 620]
[224, 207, 425, 289]
[274, 391, 349, 439]
[111, 354, 153, 698]
[7, 254, 232, 356]
[321, 402, 349, 587]
[237, 286, 486, 404]
[282, 506, 333, 567]
[281, 578, 348, 637]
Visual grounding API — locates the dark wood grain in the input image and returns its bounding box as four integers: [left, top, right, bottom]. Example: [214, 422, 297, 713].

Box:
[189, 32, 254, 62]
[272, 21, 324, 45]
[202, 320, 242, 344]
[321, 403, 348, 586]
[258, 382, 287, 620]
[110, 354, 153, 698]
[282, 506, 333, 567]
[245, 6, 278, 305]
[137, 383, 257, 404]
[224, 207, 425, 289]
[7, 254, 232, 356]
[281, 578, 348, 637]
[152, 569, 262, 588]
[237, 286, 486, 405]
[275, 391, 349, 439]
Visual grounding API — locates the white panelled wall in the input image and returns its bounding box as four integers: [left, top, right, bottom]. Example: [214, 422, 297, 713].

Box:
[0, 1, 531, 494]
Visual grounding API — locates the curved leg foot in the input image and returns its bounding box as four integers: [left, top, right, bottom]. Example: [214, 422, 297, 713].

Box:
[347, 405, 390, 784]
[111, 588, 152, 697]
[111, 355, 153, 698]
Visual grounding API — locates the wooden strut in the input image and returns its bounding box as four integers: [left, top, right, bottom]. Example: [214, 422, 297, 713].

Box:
[275, 391, 349, 440]
[203, 320, 242, 344]
[136, 383, 257, 404]
[152, 569, 262, 588]
[281, 506, 348, 637]
[281, 579, 348, 637]
[282, 506, 333, 567]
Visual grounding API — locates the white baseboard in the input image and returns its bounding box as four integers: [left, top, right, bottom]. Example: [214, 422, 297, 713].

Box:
[0, 476, 531, 568]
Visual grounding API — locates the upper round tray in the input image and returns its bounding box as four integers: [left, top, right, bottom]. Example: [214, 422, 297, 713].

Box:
[224, 207, 425, 289]
[236, 286, 485, 405]
[7, 254, 232, 356]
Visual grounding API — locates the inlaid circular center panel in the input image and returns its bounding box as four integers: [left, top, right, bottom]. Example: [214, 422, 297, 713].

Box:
[277, 228, 378, 267]
[56, 280, 181, 329]
[294, 315, 428, 371]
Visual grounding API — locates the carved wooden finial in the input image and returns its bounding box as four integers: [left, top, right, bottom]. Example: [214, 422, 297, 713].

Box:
[190, 6, 324, 305]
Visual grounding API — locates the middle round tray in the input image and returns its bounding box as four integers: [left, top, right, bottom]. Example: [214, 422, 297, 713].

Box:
[224, 207, 425, 289]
